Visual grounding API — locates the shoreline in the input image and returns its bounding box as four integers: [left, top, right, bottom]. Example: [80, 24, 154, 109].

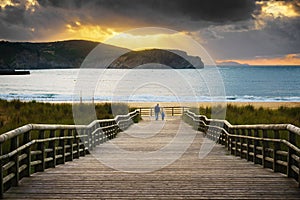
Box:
[126, 102, 300, 109]
[3, 99, 300, 109]
[59, 101, 300, 109]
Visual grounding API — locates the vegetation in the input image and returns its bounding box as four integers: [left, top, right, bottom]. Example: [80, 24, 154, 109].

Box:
[0, 99, 134, 134]
[0, 40, 99, 69]
[196, 104, 300, 127]
[1, 99, 299, 134]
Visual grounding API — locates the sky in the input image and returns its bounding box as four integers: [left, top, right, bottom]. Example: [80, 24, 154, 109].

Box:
[0, 0, 300, 65]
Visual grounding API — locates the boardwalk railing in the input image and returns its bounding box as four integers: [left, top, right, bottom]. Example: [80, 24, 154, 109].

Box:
[138, 106, 189, 117]
[0, 110, 139, 198]
[183, 110, 300, 187]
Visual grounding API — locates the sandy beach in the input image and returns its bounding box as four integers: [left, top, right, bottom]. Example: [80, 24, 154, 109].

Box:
[127, 102, 300, 109]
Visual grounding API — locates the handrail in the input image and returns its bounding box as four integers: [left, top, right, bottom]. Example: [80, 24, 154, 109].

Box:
[0, 110, 140, 198]
[137, 106, 189, 117]
[183, 110, 300, 187]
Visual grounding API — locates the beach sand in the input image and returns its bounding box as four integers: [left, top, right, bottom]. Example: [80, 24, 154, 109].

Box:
[127, 102, 300, 109]
[54, 100, 300, 109]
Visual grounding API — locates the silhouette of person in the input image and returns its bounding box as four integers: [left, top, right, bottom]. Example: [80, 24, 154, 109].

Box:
[161, 108, 165, 121]
[154, 103, 160, 120]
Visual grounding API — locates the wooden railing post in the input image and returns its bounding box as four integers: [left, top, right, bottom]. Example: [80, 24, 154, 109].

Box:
[99, 128, 103, 144]
[91, 125, 96, 148]
[234, 129, 238, 156]
[230, 130, 235, 155]
[88, 128, 92, 151]
[10, 136, 19, 186]
[95, 126, 100, 146]
[59, 129, 65, 165]
[37, 130, 45, 172]
[240, 129, 245, 159]
[226, 127, 231, 151]
[75, 130, 80, 159]
[49, 130, 56, 168]
[23, 131, 31, 177]
[0, 144, 4, 199]
[287, 131, 296, 178]
[85, 129, 90, 152]
[82, 129, 87, 156]
[67, 129, 73, 162]
[273, 130, 280, 172]
[262, 130, 267, 168]
[253, 129, 259, 164]
[246, 129, 251, 161]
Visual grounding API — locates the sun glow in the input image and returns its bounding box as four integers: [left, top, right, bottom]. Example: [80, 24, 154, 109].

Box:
[103, 31, 203, 57]
[63, 21, 118, 42]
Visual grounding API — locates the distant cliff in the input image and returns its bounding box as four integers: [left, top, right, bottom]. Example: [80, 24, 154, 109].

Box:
[109, 49, 204, 69]
[0, 40, 99, 69]
[0, 40, 204, 69]
[217, 61, 249, 66]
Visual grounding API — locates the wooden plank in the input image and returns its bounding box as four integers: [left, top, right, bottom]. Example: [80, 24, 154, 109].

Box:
[4, 119, 300, 199]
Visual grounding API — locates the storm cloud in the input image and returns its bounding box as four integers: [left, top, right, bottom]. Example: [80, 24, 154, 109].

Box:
[0, 0, 257, 42]
[36, 0, 256, 23]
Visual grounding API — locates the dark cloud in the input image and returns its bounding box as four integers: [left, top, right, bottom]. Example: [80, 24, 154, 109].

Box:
[37, 0, 256, 23]
[1, 5, 26, 25]
[203, 17, 300, 60]
[37, 0, 84, 9]
[176, 0, 256, 22]
[0, 0, 257, 41]
[0, 20, 34, 40]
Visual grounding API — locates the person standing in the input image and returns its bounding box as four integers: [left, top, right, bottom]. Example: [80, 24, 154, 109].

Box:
[154, 103, 160, 120]
[161, 108, 165, 121]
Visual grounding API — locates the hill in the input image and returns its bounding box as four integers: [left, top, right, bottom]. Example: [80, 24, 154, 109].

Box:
[0, 40, 204, 69]
[108, 49, 204, 69]
[0, 40, 100, 69]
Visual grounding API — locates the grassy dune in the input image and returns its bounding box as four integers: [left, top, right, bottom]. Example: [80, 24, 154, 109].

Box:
[0, 99, 130, 134]
[1, 99, 299, 134]
[198, 104, 300, 127]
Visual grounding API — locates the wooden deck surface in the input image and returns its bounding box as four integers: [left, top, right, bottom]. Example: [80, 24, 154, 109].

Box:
[5, 119, 300, 199]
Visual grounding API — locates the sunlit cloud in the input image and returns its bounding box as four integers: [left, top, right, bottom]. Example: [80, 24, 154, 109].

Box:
[0, 0, 38, 12]
[257, 0, 300, 18]
[217, 53, 300, 66]
[0, 0, 19, 9]
[61, 21, 118, 42]
[25, 0, 39, 12]
[253, 1, 300, 30]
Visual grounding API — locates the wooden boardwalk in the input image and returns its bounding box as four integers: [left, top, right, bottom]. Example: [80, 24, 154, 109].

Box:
[5, 119, 300, 199]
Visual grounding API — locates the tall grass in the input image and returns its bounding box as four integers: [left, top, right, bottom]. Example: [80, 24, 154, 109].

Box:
[197, 104, 300, 127]
[0, 99, 131, 134]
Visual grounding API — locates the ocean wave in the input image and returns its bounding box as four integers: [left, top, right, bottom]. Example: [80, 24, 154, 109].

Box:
[1, 93, 300, 102]
[225, 96, 300, 102]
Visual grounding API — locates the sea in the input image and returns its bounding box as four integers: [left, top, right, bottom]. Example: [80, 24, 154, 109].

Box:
[0, 66, 299, 103]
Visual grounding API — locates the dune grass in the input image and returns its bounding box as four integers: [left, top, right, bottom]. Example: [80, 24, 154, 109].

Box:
[197, 104, 300, 127]
[1, 99, 299, 134]
[0, 99, 132, 134]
